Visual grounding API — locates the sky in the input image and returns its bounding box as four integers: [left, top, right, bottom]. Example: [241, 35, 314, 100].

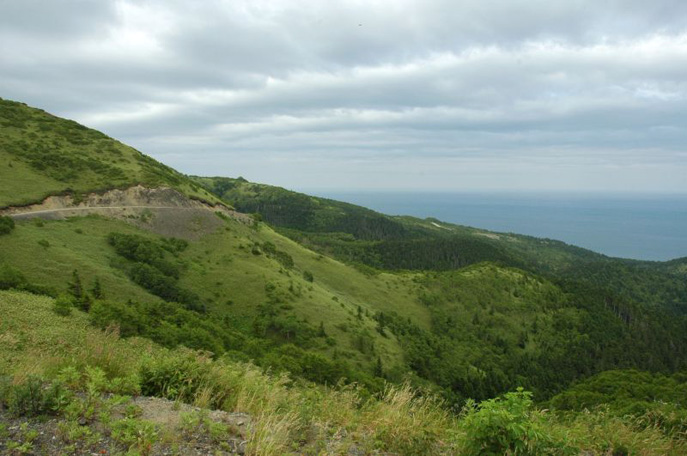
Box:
[1, 0, 686, 193]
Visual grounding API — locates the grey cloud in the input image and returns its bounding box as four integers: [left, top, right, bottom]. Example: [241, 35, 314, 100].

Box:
[1, 0, 686, 192]
[0, 1, 116, 37]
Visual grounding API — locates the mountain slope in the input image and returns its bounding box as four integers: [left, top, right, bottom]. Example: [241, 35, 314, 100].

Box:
[5, 289, 684, 455]
[1, 97, 687, 407]
[0, 98, 219, 207]
[194, 176, 687, 312]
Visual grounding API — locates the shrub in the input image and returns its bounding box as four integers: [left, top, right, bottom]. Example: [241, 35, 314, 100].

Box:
[53, 293, 74, 316]
[459, 388, 565, 456]
[89, 300, 143, 338]
[110, 417, 158, 454]
[0, 264, 27, 290]
[139, 350, 210, 402]
[3, 376, 68, 417]
[0, 216, 15, 235]
[273, 250, 294, 269]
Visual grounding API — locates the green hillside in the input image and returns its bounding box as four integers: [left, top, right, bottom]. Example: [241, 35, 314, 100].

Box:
[195, 176, 687, 310]
[3, 98, 687, 453]
[0, 98, 219, 207]
[4, 289, 685, 455]
[0, 212, 424, 389]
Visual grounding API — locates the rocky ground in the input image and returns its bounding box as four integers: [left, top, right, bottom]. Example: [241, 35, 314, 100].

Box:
[0, 395, 250, 455]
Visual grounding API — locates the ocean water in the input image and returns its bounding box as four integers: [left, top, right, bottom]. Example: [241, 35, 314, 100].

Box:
[310, 191, 687, 262]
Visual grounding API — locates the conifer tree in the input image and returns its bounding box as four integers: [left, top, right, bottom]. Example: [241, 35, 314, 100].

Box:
[68, 270, 83, 301]
[91, 277, 102, 299]
[374, 356, 384, 378]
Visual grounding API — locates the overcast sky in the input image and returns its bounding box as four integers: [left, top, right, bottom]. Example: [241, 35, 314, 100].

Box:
[1, 0, 686, 192]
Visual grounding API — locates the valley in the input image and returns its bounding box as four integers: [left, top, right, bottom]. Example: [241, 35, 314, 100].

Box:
[2, 97, 687, 454]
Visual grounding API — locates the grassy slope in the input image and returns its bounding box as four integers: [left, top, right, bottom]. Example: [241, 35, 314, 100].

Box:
[190, 177, 687, 401]
[0, 98, 219, 207]
[195, 176, 687, 312]
[0, 289, 155, 378]
[9, 190, 649, 399]
[10, 207, 646, 397]
[2, 289, 685, 456]
[3, 97, 687, 409]
[0, 212, 423, 374]
[0, 216, 164, 304]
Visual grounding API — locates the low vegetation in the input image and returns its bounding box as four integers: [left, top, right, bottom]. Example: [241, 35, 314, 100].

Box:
[2, 289, 687, 455]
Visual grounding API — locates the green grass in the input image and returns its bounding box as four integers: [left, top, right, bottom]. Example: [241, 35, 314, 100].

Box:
[0, 289, 154, 378]
[0, 212, 421, 377]
[3, 289, 687, 455]
[0, 289, 457, 455]
[0, 98, 220, 207]
[0, 215, 165, 304]
[2, 209, 687, 402]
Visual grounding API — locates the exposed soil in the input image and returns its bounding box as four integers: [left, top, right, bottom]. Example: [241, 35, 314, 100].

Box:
[0, 186, 253, 239]
[0, 395, 249, 455]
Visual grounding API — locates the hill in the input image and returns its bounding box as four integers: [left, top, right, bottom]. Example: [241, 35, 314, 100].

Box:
[195, 176, 687, 310]
[2, 289, 685, 455]
[2, 97, 687, 453]
[0, 98, 219, 208]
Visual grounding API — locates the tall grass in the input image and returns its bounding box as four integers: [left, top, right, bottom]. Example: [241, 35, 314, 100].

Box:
[4, 289, 687, 455]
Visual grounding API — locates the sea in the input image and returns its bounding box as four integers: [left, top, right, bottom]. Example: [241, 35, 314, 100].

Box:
[307, 191, 687, 262]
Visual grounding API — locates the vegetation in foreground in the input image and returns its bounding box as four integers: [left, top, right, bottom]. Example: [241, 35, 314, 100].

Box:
[2, 289, 687, 455]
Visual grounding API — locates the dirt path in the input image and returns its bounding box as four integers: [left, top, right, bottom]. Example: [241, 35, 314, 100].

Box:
[10, 206, 194, 219]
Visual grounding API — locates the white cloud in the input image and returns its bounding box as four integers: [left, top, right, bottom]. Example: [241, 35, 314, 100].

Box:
[1, 0, 686, 192]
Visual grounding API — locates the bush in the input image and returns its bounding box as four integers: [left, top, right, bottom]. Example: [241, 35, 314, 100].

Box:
[53, 294, 74, 316]
[0, 216, 15, 235]
[459, 388, 565, 455]
[89, 300, 143, 338]
[139, 351, 210, 403]
[0, 264, 27, 290]
[110, 417, 159, 453]
[3, 376, 67, 417]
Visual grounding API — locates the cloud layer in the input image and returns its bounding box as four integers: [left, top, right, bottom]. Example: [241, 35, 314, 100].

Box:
[1, 0, 686, 191]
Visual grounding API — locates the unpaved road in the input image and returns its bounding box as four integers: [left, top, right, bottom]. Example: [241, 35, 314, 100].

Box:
[9, 206, 194, 219]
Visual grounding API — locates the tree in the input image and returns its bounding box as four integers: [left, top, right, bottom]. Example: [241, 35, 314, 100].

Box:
[68, 270, 83, 301]
[91, 277, 102, 299]
[374, 356, 384, 378]
[68, 269, 91, 311]
[375, 312, 387, 336]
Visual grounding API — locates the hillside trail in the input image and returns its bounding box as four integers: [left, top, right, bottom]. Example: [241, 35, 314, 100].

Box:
[9, 206, 185, 219]
[0, 185, 253, 238]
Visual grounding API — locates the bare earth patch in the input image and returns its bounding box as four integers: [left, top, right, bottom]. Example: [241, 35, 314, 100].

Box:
[0, 395, 250, 455]
[0, 185, 253, 239]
